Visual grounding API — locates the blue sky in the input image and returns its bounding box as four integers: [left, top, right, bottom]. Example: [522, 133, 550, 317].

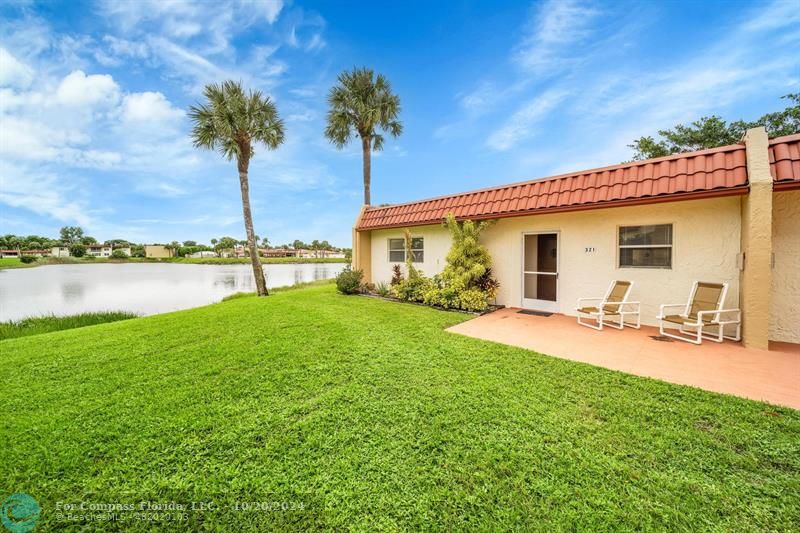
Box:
[1, 0, 798, 247]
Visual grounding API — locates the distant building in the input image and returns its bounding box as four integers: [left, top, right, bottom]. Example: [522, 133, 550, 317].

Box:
[86, 244, 113, 257]
[144, 245, 174, 258]
[1, 249, 52, 258]
[114, 247, 132, 257]
[188, 251, 217, 258]
[51, 246, 70, 257]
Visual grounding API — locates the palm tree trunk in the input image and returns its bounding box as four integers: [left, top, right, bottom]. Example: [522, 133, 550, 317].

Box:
[237, 153, 268, 296]
[361, 135, 371, 205]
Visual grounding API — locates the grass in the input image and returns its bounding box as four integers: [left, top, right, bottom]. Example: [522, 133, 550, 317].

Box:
[1, 284, 798, 530]
[0, 256, 347, 269]
[0, 257, 31, 269]
[0, 311, 138, 340]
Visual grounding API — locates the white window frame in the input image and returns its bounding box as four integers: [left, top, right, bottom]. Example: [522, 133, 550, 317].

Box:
[387, 237, 424, 263]
[617, 223, 673, 269]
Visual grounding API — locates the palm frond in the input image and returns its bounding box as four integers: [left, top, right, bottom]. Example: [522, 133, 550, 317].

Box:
[188, 79, 285, 162]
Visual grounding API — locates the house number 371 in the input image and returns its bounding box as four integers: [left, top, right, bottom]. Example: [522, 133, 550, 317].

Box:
[585, 247, 596, 253]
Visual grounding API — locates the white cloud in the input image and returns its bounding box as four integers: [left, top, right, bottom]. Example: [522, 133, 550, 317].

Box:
[0, 160, 92, 226]
[486, 89, 567, 151]
[0, 47, 34, 88]
[514, 0, 600, 74]
[55, 70, 120, 107]
[121, 91, 183, 124]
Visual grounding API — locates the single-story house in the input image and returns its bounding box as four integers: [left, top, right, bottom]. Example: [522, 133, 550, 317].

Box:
[0, 249, 51, 258]
[189, 250, 217, 258]
[144, 245, 174, 258]
[20, 249, 51, 257]
[352, 127, 799, 349]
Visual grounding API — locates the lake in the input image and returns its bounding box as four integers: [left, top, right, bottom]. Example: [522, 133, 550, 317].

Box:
[0, 263, 346, 321]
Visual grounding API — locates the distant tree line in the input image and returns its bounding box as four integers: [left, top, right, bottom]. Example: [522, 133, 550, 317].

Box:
[1, 227, 346, 259]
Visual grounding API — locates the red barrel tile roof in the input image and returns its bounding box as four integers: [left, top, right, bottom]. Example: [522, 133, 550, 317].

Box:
[770, 133, 800, 191]
[358, 140, 752, 230]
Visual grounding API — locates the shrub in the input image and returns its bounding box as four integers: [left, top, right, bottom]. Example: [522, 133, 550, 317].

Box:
[69, 243, 86, 257]
[110, 249, 128, 259]
[335, 267, 364, 295]
[390, 264, 404, 286]
[458, 288, 489, 312]
[20, 255, 37, 264]
[394, 274, 434, 303]
[375, 281, 391, 297]
[475, 267, 500, 300]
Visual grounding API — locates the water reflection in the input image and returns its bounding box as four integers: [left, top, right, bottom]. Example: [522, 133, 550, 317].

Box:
[0, 262, 345, 321]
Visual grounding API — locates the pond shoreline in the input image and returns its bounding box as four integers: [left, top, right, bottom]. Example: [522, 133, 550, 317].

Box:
[0, 262, 346, 321]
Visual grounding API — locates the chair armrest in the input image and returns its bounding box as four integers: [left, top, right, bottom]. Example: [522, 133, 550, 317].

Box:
[577, 297, 603, 306]
[657, 303, 685, 318]
[618, 301, 640, 311]
[698, 308, 741, 323]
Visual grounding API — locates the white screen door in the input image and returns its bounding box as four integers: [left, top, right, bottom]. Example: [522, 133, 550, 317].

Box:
[522, 232, 559, 312]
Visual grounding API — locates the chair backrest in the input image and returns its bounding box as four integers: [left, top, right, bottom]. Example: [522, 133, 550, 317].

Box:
[602, 280, 632, 313]
[687, 282, 727, 322]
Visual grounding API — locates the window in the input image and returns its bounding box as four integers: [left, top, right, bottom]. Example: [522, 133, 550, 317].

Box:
[388, 237, 424, 263]
[618, 224, 672, 268]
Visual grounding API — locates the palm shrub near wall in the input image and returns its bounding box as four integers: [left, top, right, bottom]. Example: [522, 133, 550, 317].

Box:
[392, 216, 499, 312]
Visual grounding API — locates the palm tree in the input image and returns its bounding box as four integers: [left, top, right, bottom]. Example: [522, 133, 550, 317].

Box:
[189, 80, 284, 296]
[324, 67, 402, 205]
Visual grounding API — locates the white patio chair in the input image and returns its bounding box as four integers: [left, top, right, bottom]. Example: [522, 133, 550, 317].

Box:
[656, 281, 741, 344]
[576, 280, 640, 331]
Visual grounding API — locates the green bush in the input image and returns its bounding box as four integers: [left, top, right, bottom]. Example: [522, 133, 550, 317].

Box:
[336, 267, 364, 295]
[457, 288, 489, 312]
[110, 249, 128, 259]
[20, 255, 37, 264]
[393, 275, 434, 303]
[69, 243, 86, 257]
[375, 281, 391, 297]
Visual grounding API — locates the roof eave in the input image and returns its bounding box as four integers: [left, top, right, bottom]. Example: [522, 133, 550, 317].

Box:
[356, 186, 749, 231]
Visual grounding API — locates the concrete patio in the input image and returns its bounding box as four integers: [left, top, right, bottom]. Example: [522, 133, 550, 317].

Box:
[447, 308, 800, 409]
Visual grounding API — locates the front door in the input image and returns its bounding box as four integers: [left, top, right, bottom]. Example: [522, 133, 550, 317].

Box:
[522, 232, 559, 312]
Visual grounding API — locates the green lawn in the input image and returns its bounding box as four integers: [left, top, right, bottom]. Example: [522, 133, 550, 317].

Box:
[0, 311, 137, 340]
[2, 284, 798, 530]
[0, 257, 28, 268]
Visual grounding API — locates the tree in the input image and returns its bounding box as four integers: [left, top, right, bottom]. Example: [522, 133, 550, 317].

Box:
[629, 93, 800, 160]
[211, 238, 218, 247]
[69, 243, 86, 257]
[183, 240, 197, 247]
[215, 236, 238, 255]
[60, 226, 84, 244]
[189, 80, 285, 296]
[292, 239, 305, 250]
[324, 67, 402, 205]
[260, 236, 270, 248]
[80, 236, 97, 245]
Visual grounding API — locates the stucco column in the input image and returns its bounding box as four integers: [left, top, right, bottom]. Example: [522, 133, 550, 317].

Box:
[352, 206, 372, 283]
[740, 127, 773, 349]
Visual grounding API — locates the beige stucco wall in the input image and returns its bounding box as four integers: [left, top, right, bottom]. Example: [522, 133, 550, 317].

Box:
[370, 196, 742, 327]
[370, 225, 452, 283]
[770, 190, 800, 343]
